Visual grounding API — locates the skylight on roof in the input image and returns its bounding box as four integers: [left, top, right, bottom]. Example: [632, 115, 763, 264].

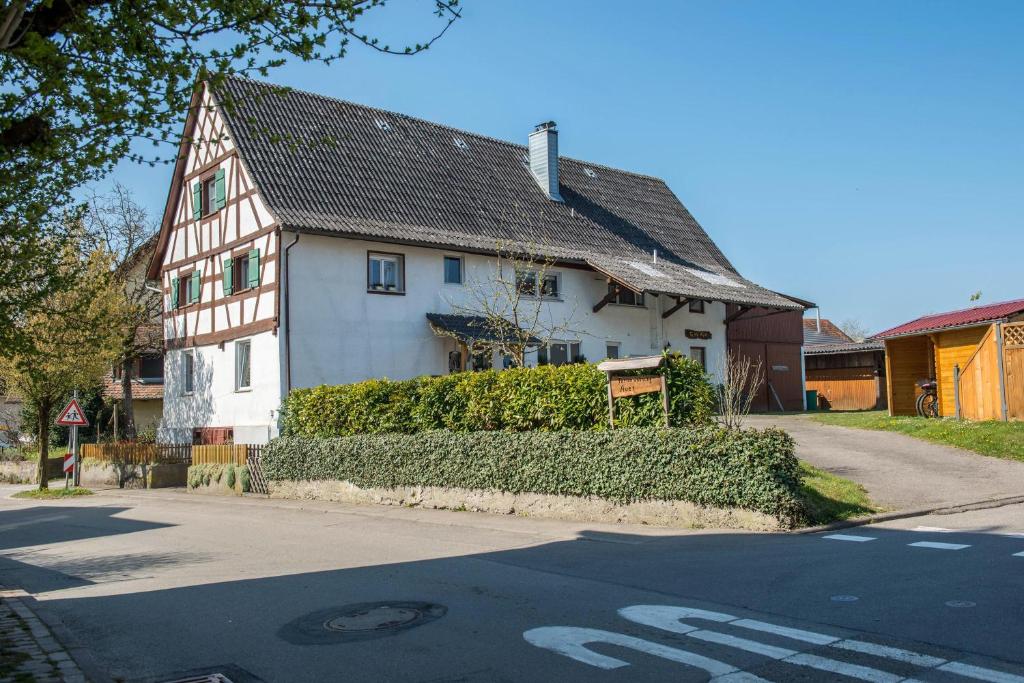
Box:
[374, 118, 391, 132]
[453, 137, 469, 150]
[629, 262, 666, 278]
[684, 267, 744, 288]
[583, 168, 597, 178]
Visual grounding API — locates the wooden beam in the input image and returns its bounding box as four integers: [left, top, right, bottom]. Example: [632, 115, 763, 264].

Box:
[723, 305, 752, 325]
[661, 297, 690, 319]
[593, 284, 620, 313]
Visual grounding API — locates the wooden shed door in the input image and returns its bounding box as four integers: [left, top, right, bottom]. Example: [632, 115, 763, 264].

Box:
[733, 342, 769, 412]
[766, 343, 804, 411]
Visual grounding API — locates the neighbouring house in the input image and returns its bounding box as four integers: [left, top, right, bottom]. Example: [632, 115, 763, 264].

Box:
[874, 299, 1024, 420]
[802, 317, 887, 411]
[101, 345, 165, 433]
[147, 76, 805, 444]
[726, 295, 815, 412]
[0, 391, 22, 449]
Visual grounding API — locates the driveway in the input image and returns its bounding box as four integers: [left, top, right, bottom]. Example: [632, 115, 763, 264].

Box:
[745, 414, 1024, 511]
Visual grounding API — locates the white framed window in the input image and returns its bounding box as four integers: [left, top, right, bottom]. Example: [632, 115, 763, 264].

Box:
[235, 340, 251, 391]
[690, 346, 707, 372]
[443, 255, 463, 285]
[538, 341, 581, 366]
[516, 269, 560, 299]
[607, 282, 645, 307]
[689, 300, 705, 314]
[182, 351, 195, 395]
[367, 252, 405, 293]
[605, 342, 621, 360]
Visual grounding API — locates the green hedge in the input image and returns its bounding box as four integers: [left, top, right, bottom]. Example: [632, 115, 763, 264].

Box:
[263, 427, 804, 525]
[281, 353, 714, 437]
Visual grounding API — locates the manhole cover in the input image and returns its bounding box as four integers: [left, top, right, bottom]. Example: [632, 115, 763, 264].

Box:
[279, 601, 447, 644]
[324, 605, 422, 632]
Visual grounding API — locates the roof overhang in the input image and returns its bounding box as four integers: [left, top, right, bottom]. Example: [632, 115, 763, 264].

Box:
[426, 313, 540, 346]
[874, 318, 1009, 341]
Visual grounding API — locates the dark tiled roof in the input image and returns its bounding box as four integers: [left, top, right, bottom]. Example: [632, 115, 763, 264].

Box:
[426, 313, 540, 345]
[803, 341, 884, 356]
[217, 76, 800, 310]
[873, 299, 1024, 339]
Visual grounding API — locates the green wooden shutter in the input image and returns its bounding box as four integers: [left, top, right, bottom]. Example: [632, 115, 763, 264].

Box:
[171, 277, 179, 308]
[223, 257, 233, 295]
[247, 249, 260, 288]
[215, 169, 226, 209]
[190, 270, 201, 303]
[192, 181, 202, 221]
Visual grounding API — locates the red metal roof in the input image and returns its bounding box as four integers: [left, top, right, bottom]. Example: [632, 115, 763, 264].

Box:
[873, 299, 1024, 339]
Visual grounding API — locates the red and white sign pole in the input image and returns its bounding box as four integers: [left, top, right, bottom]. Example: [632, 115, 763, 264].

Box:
[56, 391, 89, 487]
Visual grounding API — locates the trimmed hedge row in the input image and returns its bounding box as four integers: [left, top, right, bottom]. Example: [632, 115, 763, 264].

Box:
[281, 353, 715, 437]
[263, 427, 805, 525]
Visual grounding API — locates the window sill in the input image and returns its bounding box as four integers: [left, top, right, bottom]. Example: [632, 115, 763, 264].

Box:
[367, 289, 406, 296]
[235, 387, 252, 393]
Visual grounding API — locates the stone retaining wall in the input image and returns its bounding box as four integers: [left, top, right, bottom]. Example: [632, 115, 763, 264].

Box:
[79, 460, 187, 489]
[0, 458, 63, 484]
[268, 480, 783, 531]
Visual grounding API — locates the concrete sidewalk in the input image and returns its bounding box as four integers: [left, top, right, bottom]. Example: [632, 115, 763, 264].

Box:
[746, 413, 1024, 511]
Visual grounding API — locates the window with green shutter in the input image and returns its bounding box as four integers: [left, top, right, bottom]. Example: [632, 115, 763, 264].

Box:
[223, 257, 233, 295]
[215, 168, 226, 209]
[192, 182, 202, 221]
[190, 270, 201, 303]
[247, 249, 260, 288]
[171, 277, 179, 308]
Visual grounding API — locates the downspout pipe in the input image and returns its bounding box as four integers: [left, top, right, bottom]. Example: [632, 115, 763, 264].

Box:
[283, 231, 301, 394]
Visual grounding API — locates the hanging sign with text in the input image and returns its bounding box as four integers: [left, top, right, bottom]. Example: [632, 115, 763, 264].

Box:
[685, 329, 712, 340]
[609, 375, 663, 398]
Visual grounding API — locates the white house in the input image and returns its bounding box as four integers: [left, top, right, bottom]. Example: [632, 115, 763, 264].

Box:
[148, 76, 802, 444]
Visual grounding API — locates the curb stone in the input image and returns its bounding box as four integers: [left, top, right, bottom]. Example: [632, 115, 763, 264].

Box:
[0, 586, 103, 683]
[794, 494, 1024, 534]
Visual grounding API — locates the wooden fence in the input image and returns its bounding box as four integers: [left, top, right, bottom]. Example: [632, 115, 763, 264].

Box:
[191, 444, 249, 466]
[956, 322, 1023, 421]
[81, 443, 192, 464]
[806, 368, 883, 411]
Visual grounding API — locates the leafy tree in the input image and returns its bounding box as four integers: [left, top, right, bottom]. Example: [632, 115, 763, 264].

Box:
[0, 242, 128, 488]
[1, 0, 461, 355]
[83, 185, 161, 439]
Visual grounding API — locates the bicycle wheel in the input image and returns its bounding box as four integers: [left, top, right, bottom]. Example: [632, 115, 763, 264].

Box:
[916, 392, 927, 417]
[920, 393, 939, 418]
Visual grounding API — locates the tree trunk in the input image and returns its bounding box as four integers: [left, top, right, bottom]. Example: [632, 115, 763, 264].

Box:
[120, 357, 136, 440]
[36, 398, 51, 489]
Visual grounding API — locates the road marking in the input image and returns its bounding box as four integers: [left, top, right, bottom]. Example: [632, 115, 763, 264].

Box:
[913, 526, 955, 533]
[688, 629, 797, 660]
[730, 618, 838, 645]
[522, 626, 756, 678]
[788, 652, 904, 683]
[823, 534, 876, 542]
[831, 639, 946, 667]
[909, 541, 970, 550]
[938, 661, 1024, 683]
[1013, 551, 1024, 558]
[0, 514, 69, 532]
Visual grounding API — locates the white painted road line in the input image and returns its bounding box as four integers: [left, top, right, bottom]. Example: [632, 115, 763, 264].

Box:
[823, 534, 877, 542]
[786, 653, 903, 683]
[913, 526, 955, 533]
[731, 618, 838, 645]
[938, 661, 1024, 683]
[0, 514, 69, 532]
[909, 541, 971, 550]
[1013, 551, 1024, 558]
[832, 639, 946, 668]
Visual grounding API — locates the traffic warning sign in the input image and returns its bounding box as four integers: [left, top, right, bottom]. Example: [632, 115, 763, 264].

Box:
[56, 398, 89, 427]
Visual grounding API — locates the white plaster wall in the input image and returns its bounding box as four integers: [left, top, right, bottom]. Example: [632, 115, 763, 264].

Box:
[288, 235, 726, 388]
[159, 331, 281, 444]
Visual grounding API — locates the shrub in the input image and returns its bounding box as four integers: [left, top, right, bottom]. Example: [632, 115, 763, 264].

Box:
[281, 353, 714, 437]
[238, 466, 251, 493]
[264, 427, 804, 525]
[225, 464, 236, 489]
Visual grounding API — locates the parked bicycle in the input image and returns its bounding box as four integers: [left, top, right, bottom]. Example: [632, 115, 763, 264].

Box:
[916, 379, 939, 417]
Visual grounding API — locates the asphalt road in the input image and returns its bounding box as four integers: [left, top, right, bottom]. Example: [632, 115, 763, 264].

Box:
[1, 486, 1023, 683]
[744, 414, 1024, 511]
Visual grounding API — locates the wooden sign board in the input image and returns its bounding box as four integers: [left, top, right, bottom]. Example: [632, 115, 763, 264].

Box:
[685, 329, 712, 340]
[610, 375, 663, 398]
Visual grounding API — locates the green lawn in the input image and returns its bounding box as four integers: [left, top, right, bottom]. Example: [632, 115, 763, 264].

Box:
[811, 411, 1024, 462]
[798, 461, 880, 525]
[12, 486, 93, 499]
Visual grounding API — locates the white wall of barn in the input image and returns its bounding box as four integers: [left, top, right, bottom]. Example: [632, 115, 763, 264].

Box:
[287, 234, 726, 389]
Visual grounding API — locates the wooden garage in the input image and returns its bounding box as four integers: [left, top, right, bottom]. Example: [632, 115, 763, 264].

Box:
[804, 341, 887, 411]
[875, 299, 1024, 420]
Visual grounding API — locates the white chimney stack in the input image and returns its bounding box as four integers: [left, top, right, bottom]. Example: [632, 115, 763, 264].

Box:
[528, 121, 562, 201]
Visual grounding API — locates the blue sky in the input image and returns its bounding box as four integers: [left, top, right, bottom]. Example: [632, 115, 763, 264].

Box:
[100, 0, 1024, 334]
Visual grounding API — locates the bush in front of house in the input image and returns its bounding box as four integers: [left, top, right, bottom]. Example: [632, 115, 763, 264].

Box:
[280, 353, 715, 437]
[263, 426, 804, 525]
